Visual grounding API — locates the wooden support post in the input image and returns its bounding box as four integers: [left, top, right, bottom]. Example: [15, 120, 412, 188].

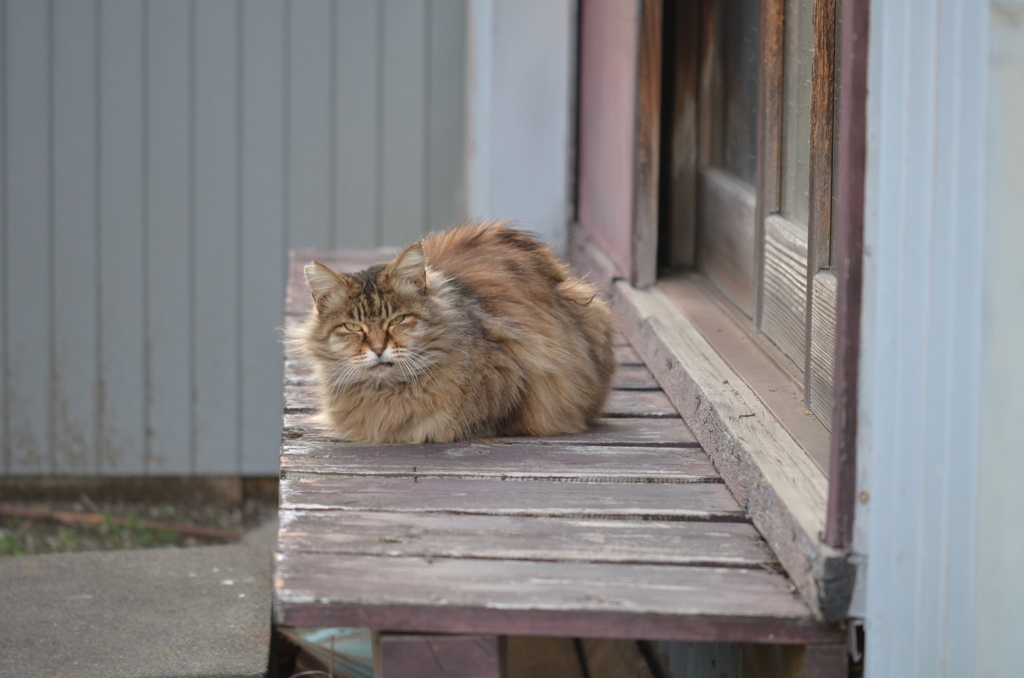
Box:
[373, 633, 504, 678]
[741, 642, 848, 678]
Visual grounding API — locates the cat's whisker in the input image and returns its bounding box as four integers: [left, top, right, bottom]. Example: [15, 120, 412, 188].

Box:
[388, 352, 420, 386]
[406, 358, 439, 383]
[398, 352, 439, 387]
[325, 368, 352, 400]
[400, 346, 439, 368]
[397, 360, 415, 388]
[326, 361, 362, 396]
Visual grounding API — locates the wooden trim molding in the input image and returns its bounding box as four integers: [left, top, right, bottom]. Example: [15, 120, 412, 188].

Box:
[807, 0, 837, 272]
[753, 0, 785, 327]
[572, 229, 855, 622]
[631, 0, 663, 288]
[825, 0, 869, 550]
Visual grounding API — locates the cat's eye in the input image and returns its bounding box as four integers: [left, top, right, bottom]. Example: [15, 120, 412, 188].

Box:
[343, 322, 362, 332]
[388, 315, 406, 327]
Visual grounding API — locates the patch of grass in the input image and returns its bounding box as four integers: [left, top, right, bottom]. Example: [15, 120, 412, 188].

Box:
[0, 498, 275, 557]
[1, 533, 25, 556]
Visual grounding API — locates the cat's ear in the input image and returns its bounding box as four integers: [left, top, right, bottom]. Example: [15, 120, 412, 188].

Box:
[304, 261, 350, 313]
[390, 242, 427, 293]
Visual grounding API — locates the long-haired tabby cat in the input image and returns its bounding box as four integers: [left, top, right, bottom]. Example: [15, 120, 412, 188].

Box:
[289, 222, 616, 444]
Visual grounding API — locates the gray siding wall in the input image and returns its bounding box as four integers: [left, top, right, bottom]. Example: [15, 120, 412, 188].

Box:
[1, 0, 467, 476]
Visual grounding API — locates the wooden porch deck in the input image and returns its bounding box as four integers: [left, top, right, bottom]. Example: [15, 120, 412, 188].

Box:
[274, 250, 842, 648]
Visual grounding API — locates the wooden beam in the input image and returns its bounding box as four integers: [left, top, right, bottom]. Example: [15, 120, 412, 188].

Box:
[276, 554, 843, 643]
[824, 0, 870, 550]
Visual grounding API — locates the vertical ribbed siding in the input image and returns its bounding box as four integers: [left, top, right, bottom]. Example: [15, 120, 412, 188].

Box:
[975, 3, 1024, 673]
[6, 1, 55, 475]
[859, 0, 987, 675]
[0, 0, 467, 476]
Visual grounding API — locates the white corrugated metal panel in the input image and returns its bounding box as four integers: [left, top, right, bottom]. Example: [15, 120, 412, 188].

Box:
[858, 0, 988, 675]
[465, 0, 575, 252]
[1, 0, 467, 476]
[975, 1, 1024, 674]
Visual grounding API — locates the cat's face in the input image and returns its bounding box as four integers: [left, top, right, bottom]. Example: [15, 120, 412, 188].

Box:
[303, 245, 442, 387]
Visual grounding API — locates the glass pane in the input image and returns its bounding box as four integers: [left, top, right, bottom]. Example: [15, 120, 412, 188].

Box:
[780, 0, 815, 226]
[716, 0, 760, 186]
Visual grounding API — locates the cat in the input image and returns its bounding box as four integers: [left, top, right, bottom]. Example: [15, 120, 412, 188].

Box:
[288, 221, 617, 444]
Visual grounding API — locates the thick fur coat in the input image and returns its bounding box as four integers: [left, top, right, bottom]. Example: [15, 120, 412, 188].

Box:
[288, 222, 616, 443]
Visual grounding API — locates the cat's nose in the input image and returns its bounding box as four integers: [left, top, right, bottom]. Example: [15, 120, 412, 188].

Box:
[370, 343, 386, 356]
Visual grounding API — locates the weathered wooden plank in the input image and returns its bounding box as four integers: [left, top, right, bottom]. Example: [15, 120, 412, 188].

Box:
[604, 390, 678, 418]
[381, 0, 427, 244]
[615, 344, 644, 365]
[53, 0, 99, 473]
[697, 168, 757, 318]
[283, 384, 318, 411]
[494, 418, 698, 447]
[283, 357, 313, 385]
[99, 0, 146, 474]
[5, 0, 52, 473]
[146, 0, 192, 473]
[288, 0, 332, 249]
[240, 0, 287, 474]
[608, 281, 852, 620]
[194, 0, 240, 474]
[280, 475, 742, 520]
[281, 410, 333, 439]
[760, 214, 808, 374]
[657, 275, 831, 472]
[808, 271, 837, 431]
[613, 364, 659, 390]
[274, 554, 839, 643]
[279, 511, 771, 567]
[335, 0, 380, 248]
[281, 439, 719, 483]
[282, 411, 698, 447]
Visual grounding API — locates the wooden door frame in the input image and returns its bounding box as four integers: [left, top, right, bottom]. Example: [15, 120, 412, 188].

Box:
[572, 0, 869, 616]
[824, 0, 869, 550]
[575, 0, 662, 287]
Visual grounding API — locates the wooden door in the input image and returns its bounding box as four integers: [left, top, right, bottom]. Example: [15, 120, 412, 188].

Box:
[662, 0, 841, 429]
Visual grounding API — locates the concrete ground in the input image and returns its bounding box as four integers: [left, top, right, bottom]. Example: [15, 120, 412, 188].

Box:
[0, 521, 275, 678]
